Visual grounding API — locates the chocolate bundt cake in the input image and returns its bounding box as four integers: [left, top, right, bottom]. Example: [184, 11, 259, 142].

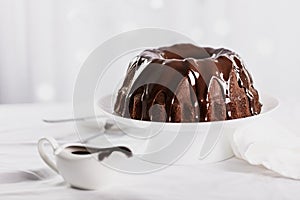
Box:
[114, 43, 262, 122]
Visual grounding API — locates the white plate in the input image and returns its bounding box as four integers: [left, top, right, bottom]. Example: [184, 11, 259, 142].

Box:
[94, 93, 279, 165]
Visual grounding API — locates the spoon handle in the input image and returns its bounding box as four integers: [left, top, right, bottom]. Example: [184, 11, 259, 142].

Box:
[42, 115, 105, 123]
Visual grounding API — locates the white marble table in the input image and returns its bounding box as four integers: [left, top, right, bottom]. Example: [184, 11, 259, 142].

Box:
[0, 102, 300, 200]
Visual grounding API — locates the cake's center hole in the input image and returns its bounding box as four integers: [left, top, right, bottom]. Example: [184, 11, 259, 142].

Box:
[161, 45, 211, 60]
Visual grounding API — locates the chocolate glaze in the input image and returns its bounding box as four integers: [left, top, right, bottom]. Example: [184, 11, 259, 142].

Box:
[114, 43, 262, 122]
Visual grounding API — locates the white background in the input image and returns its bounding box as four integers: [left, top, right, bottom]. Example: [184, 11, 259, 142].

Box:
[0, 0, 299, 103]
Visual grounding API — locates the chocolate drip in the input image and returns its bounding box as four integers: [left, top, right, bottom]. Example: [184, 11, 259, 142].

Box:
[68, 146, 132, 161]
[97, 146, 132, 161]
[114, 43, 262, 122]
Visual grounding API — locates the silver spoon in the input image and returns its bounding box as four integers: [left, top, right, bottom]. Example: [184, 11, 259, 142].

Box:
[42, 115, 105, 123]
[42, 116, 115, 130]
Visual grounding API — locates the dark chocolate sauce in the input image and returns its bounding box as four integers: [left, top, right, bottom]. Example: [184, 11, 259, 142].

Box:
[68, 146, 132, 161]
[97, 146, 132, 161]
[72, 150, 91, 155]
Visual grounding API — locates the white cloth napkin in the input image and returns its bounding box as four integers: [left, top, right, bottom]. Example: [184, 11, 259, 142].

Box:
[231, 118, 300, 179]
